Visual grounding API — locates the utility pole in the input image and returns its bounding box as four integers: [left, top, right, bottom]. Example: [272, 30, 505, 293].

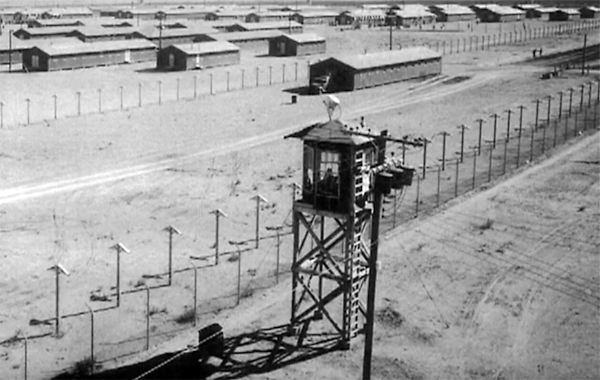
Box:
[363, 135, 386, 380]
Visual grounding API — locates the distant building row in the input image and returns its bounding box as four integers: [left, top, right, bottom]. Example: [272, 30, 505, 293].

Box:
[10, 32, 325, 72]
[3, 5, 599, 25]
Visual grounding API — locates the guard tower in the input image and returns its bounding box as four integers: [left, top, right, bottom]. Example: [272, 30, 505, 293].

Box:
[285, 113, 415, 350]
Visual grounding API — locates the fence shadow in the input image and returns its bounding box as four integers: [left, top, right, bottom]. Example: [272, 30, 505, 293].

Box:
[52, 323, 342, 380]
[52, 349, 215, 379]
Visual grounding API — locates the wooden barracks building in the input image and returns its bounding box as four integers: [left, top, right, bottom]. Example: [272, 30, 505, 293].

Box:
[156, 40, 240, 70]
[22, 39, 156, 71]
[309, 47, 441, 92]
[268, 33, 325, 56]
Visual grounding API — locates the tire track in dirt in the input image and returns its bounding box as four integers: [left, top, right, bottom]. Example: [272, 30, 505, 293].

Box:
[0, 72, 502, 205]
[465, 217, 595, 332]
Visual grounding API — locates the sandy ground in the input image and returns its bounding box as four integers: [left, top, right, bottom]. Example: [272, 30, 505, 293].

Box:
[226, 126, 600, 380]
[0, 17, 598, 380]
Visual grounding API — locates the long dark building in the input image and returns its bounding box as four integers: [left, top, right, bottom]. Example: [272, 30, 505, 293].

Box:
[269, 33, 325, 56]
[22, 39, 156, 71]
[309, 47, 441, 92]
[156, 41, 240, 70]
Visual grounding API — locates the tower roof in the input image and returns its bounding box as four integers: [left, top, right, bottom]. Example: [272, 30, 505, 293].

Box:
[285, 119, 374, 146]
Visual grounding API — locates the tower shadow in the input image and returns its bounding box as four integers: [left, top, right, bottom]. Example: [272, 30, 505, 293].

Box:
[53, 322, 343, 379]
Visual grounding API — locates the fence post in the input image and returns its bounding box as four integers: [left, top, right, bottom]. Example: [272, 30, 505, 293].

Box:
[84, 303, 95, 374]
[393, 188, 398, 227]
[557, 90, 563, 120]
[49, 264, 69, 337]
[251, 195, 268, 248]
[176, 78, 180, 101]
[580, 84, 585, 112]
[210, 73, 214, 95]
[502, 132, 508, 175]
[18, 332, 28, 380]
[158, 80, 162, 105]
[546, 95, 553, 126]
[269, 65, 272, 85]
[569, 87, 574, 115]
[193, 76, 198, 98]
[436, 165, 441, 207]
[110, 243, 130, 308]
[144, 284, 150, 350]
[415, 173, 420, 216]
[210, 209, 227, 265]
[295, 62, 298, 81]
[505, 109, 513, 143]
[242, 69, 245, 89]
[516, 105, 525, 167]
[438, 131, 450, 170]
[76, 91, 81, 116]
[490, 113, 499, 148]
[421, 138, 429, 178]
[282, 63, 286, 83]
[26, 98, 30, 125]
[276, 231, 281, 284]
[457, 124, 469, 163]
[574, 112, 578, 137]
[138, 83, 142, 107]
[563, 112, 570, 141]
[53, 94, 57, 119]
[541, 113, 547, 154]
[97, 89, 102, 113]
[189, 260, 198, 327]
[471, 147, 477, 189]
[164, 226, 181, 286]
[120, 86, 124, 110]
[236, 246, 242, 306]
[227, 71, 230, 92]
[553, 118, 559, 147]
[454, 159, 459, 197]
[533, 99, 540, 131]
[486, 141, 494, 181]
[588, 82, 593, 108]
